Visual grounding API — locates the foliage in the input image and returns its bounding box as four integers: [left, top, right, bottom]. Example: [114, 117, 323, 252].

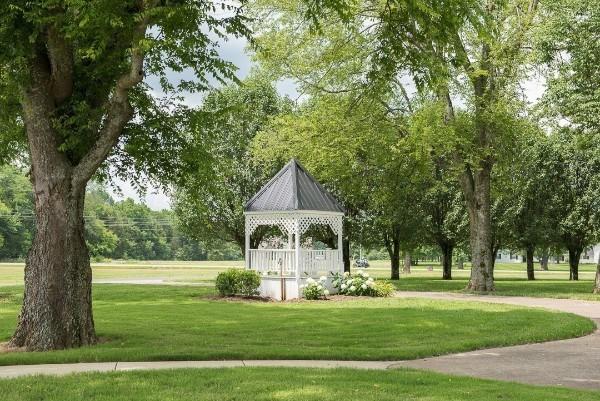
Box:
[537, 0, 600, 133]
[172, 76, 290, 254]
[371, 280, 396, 298]
[549, 131, 600, 258]
[0, 169, 239, 261]
[215, 269, 261, 297]
[302, 276, 330, 300]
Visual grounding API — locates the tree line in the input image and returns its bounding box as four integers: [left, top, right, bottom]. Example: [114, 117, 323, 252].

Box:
[0, 166, 240, 262]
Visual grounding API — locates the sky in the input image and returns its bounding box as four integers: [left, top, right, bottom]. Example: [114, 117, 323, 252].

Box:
[110, 35, 546, 211]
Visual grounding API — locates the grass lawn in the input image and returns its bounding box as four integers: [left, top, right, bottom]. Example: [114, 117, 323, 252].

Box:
[393, 276, 600, 301]
[1, 367, 599, 401]
[0, 285, 594, 366]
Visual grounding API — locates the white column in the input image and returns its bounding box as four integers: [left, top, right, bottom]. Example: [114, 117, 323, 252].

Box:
[245, 217, 251, 270]
[295, 218, 301, 284]
[337, 216, 344, 273]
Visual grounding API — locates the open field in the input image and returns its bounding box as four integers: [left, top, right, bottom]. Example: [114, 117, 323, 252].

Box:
[1, 367, 599, 401]
[0, 285, 593, 366]
[0, 260, 597, 287]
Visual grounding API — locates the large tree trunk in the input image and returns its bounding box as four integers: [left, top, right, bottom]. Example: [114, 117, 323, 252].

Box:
[440, 242, 453, 280]
[526, 245, 535, 281]
[568, 247, 581, 281]
[540, 249, 549, 271]
[463, 167, 494, 292]
[403, 251, 412, 274]
[10, 174, 95, 350]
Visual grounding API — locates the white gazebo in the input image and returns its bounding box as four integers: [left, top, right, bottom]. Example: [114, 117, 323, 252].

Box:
[244, 159, 345, 300]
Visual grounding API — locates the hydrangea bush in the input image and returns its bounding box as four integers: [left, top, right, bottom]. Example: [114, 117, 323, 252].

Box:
[332, 270, 394, 297]
[302, 276, 330, 300]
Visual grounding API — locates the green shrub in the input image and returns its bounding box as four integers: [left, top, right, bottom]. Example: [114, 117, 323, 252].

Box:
[237, 270, 261, 296]
[215, 269, 261, 297]
[372, 280, 395, 297]
[215, 269, 240, 296]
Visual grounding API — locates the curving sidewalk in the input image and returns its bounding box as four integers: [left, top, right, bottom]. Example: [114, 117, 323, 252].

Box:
[392, 291, 600, 390]
[0, 292, 598, 391]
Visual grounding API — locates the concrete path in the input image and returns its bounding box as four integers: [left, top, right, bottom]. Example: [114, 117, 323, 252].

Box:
[392, 291, 600, 390]
[0, 292, 599, 391]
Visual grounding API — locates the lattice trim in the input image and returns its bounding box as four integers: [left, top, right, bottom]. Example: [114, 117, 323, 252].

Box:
[245, 213, 343, 236]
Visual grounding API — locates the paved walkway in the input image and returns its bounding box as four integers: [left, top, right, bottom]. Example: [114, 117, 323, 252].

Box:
[0, 292, 598, 390]
[393, 291, 600, 390]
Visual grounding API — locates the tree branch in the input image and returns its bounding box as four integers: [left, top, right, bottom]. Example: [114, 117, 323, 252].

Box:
[73, 1, 155, 189]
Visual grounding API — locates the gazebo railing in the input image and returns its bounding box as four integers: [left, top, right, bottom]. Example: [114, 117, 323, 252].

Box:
[248, 249, 295, 275]
[300, 249, 341, 276]
[248, 248, 341, 277]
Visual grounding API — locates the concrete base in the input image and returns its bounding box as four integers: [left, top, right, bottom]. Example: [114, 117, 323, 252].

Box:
[259, 276, 336, 301]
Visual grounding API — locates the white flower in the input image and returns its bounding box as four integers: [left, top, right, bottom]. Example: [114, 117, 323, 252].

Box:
[324, 289, 330, 296]
[341, 283, 347, 290]
[317, 285, 323, 290]
[320, 276, 327, 281]
[363, 272, 370, 278]
[307, 277, 315, 284]
[343, 272, 350, 277]
[347, 279, 353, 285]
[349, 285, 356, 292]
[361, 284, 367, 290]
[368, 277, 374, 282]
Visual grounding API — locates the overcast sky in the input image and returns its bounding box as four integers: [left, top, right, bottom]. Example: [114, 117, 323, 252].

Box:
[110, 36, 546, 211]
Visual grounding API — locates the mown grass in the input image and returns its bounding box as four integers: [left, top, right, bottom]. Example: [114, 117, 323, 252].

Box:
[393, 276, 600, 301]
[1, 367, 599, 400]
[0, 285, 594, 366]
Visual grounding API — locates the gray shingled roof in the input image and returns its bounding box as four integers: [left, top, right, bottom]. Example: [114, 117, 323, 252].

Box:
[245, 159, 345, 213]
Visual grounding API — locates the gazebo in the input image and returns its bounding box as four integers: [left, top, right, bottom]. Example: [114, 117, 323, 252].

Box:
[244, 159, 345, 300]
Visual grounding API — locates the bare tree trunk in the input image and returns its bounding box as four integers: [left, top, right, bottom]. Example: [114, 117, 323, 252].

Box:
[594, 259, 600, 294]
[526, 245, 535, 281]
[384, 232, 401, 280]
[440, 242, 453, 280]
[343, 238, 351, 273]
[540, 248, 549, 271]
[463, 167, 494, 292]
[457, 257, 464, 270]
[568, 247, 581, 281]
[403, 251, 412, 274]
[10, 174, 95, 350]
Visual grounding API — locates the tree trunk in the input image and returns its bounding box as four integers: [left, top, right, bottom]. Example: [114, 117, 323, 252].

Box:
[403, 251, 412, 274]
[540, 249, 549, 271]
[568, 247, 581, 281]
[457, 257, 464, 270]
[463, 167, 494, 292]
[594, 258, 600, 294]
[11, 177, 96, 350]
[526, 245, 535, 281]
[343, 238, 351, 273]
[440, 242, 453, 280]
[385, 233, 401, 280]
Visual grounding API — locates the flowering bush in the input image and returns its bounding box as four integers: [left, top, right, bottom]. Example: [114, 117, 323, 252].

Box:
[302, 276, 330, 300]
[372, 280, 396, 297]
[332, 270, 393, 297]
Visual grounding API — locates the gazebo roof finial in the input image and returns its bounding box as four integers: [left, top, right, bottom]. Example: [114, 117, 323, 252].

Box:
[245, 159, 344, 213]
